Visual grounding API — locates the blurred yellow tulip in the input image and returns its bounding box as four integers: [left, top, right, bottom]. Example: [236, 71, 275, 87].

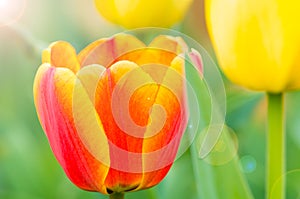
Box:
[205, 0, 300, 92]
[94, 0, 193, 28]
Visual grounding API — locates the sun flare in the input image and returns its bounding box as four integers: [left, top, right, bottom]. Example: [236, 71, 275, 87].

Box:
[0, 0, 26, 27]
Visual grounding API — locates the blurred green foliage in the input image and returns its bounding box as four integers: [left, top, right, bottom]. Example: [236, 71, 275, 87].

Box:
[1, 0, 300, 199]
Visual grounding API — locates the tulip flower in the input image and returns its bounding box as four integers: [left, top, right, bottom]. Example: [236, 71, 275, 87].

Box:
[33, 33, 202, 198]
[205, 0, 300, 93]
[205, 1, 300, 198]
[94, 0, 193, 28]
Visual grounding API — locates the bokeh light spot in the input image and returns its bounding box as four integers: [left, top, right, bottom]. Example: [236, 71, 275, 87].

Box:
[198, 125, 239, 166]
[0, 0, 8, 7]
[270, 169, 300, 199]
[240, 155, 257, 173]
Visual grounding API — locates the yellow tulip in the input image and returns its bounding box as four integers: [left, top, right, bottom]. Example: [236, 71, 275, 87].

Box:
[205, 0, 300, 92]
[94, 0, 193, 28]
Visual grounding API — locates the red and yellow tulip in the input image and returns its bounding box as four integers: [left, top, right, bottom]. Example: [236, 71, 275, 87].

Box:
[33, 33, 200, 195]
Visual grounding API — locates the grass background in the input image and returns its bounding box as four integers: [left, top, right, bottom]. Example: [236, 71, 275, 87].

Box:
[1, 0, 300, 198]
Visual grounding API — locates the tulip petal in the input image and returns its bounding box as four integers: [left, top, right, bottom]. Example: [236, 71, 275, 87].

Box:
[206, 0, 300, 92]
[116, 35, 187, 67]
[95, 61, 150, 191]
[189, 48, 203, 75]
[169, 0, 194, 23]
[139, 56, 188, 189]
[34, 64, 109, 194]
[75, 64, 106, 101]
[78, 39, 107, 67]
[95, 0, 192, 28]
[79, 33, 146, 68]
[149, 35, 188, 54]
[116, 48, 177, 67]
[94, 0, 120, 24]
[42, 41, 80, 73]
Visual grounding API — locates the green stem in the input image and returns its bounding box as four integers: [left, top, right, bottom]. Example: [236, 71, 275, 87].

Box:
[267, 93, 285, 199]
[109, 193, 124, 199]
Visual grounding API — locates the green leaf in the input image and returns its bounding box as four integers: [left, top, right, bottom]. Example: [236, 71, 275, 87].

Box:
[190, 127, 254, 199]
[183, 52, 254, 199]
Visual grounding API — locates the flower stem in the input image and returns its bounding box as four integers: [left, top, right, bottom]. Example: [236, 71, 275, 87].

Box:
[267, 93, 285, 199]
[109, 193, 124, 199]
